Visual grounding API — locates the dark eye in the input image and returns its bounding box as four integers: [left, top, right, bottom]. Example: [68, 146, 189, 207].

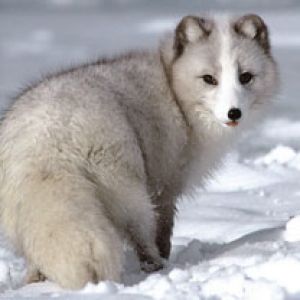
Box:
[239, 72, 253, 85]
[202, 75, 218, 85]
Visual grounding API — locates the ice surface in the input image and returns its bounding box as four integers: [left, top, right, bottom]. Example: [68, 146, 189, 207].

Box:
[0, 1, 300, 299]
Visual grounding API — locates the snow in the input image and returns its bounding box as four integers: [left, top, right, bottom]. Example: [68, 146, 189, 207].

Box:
[254, 145, 300, 171]
[254, 145, 297, 165]
[1, 2, 300, 300]
[284, 216, 300, 242]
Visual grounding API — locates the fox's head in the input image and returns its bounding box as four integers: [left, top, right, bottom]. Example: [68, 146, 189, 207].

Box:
[160, 14, 279, 132]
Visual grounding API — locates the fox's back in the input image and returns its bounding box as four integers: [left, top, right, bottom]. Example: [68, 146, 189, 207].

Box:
[0, 51, 187, 198]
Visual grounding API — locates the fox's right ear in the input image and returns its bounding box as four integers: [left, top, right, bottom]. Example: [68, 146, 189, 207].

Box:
[234, 14, 270, 54]
[174, 16, 213, 57]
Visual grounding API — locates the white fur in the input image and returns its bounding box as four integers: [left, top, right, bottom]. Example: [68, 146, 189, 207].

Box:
[215, 23, 239, 123]
[0, 15, 278, 289]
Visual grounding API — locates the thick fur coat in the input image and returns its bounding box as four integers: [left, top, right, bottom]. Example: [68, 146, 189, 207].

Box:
[0, 14, 278, 289]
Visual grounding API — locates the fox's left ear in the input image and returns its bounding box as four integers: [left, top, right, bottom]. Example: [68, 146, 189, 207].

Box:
[234, 14, 270, 54]
[174, 16, 214, 58]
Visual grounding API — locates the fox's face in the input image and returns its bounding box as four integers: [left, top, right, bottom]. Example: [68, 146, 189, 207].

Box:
[161, 14, 278, 130]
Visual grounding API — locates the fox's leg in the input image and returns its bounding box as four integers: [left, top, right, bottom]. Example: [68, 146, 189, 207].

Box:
[104, 182, 164, 272]
[128, 210, 164, 273]
[154, 189, 177, 259]
[87, 134, 164, 272]
[123, 196, 164, 272]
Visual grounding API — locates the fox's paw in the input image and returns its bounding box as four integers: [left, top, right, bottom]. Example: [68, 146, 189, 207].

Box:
[140, 256, 165, 273]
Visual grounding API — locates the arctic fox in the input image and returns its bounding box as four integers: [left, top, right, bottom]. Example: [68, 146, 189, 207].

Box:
[0, 14, 278, 289]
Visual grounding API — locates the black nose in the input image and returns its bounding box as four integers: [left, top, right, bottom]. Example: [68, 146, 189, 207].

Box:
[228, 108, 242, 121]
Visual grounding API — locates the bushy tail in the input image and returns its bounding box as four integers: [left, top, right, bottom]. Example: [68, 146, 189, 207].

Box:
[2, 172, 123, 289]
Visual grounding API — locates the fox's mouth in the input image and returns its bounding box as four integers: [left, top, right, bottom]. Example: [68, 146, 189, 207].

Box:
[225, 121, 239, 127]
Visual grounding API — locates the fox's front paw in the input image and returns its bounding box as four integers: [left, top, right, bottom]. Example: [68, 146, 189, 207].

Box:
[140, 257, 164, 273]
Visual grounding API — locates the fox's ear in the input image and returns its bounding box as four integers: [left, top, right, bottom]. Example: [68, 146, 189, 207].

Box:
[174, 16, 213, 57]
[234, 14, 270, 54]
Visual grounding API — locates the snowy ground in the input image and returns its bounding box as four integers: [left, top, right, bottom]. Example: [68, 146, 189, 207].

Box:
[0, 1, 300, 299]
